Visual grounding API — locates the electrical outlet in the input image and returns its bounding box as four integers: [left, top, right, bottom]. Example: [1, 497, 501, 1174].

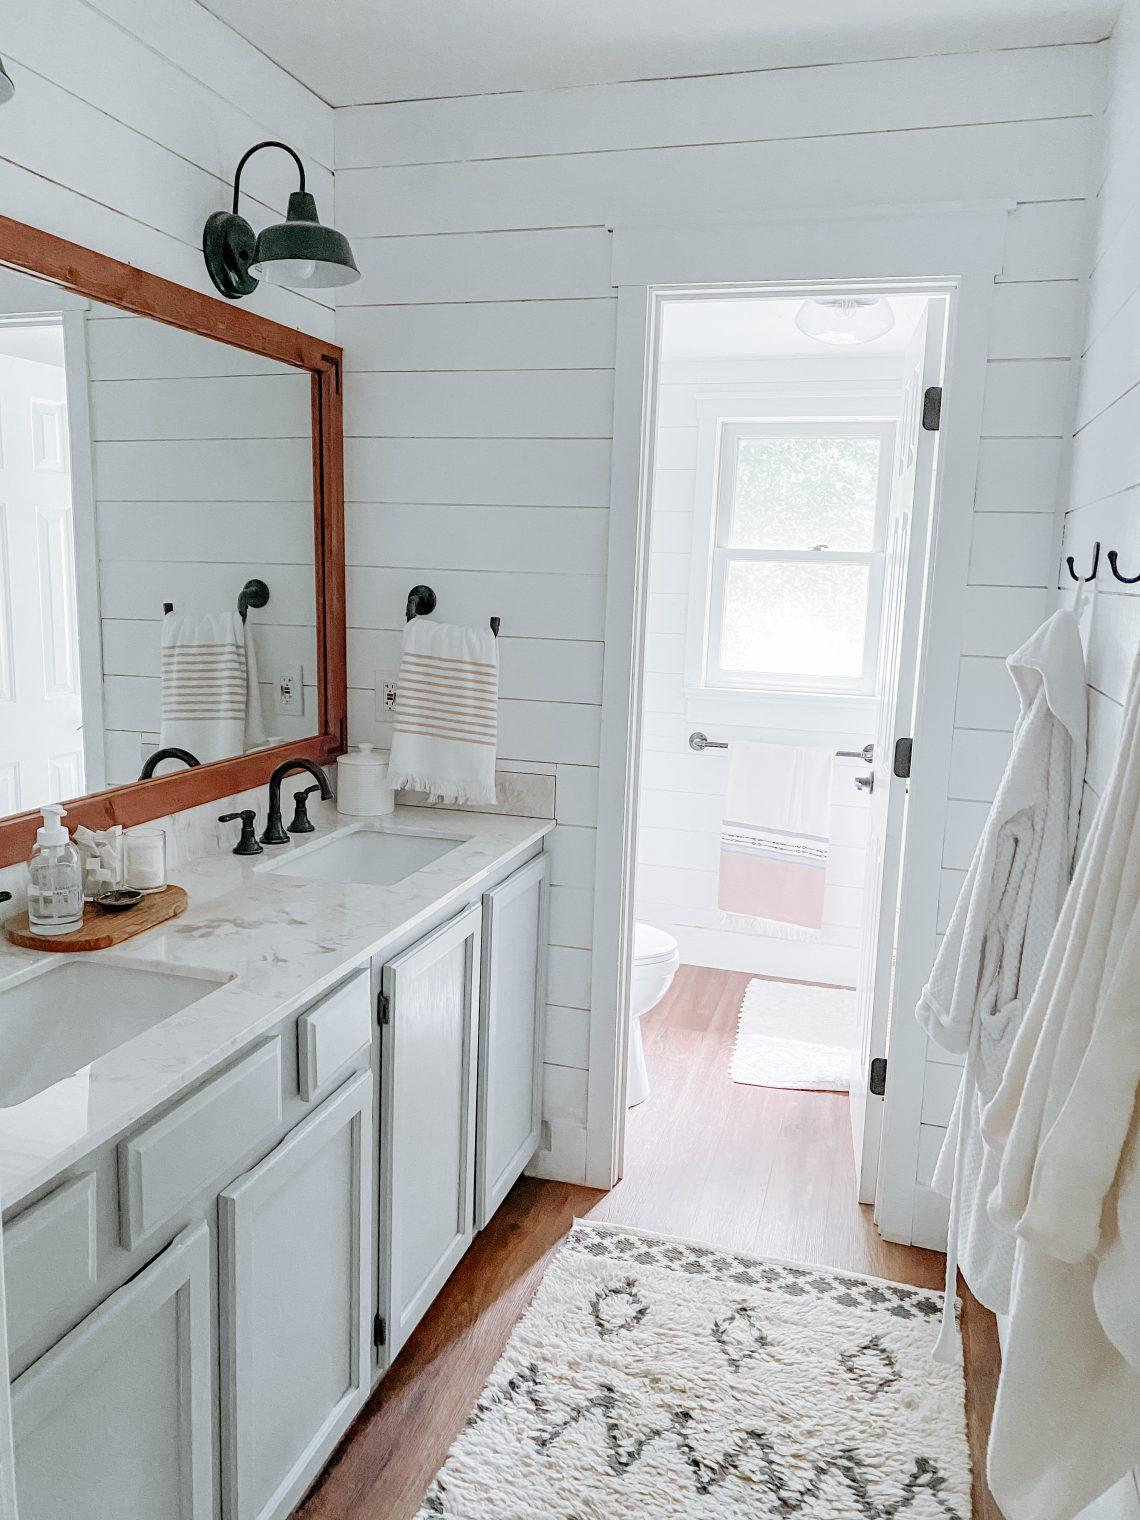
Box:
[275, 668, 303, 716]
[377, 672, 398, 715]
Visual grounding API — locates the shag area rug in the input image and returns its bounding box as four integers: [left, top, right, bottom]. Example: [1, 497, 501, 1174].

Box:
[415, 1220, 970, 1519]
[730, 978, 857, 1091]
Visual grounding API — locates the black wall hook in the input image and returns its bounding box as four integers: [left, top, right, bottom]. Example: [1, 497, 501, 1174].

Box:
[1108, 549, 1140, 585]
[1066, 541, 1101, 581]
[405, 583, 500, 636]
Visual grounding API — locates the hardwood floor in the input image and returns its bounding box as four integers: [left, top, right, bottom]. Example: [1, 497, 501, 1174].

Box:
[296, 963, 1002, 1520]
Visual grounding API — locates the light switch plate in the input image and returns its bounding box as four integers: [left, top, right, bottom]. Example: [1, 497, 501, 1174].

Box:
[275, 668, 303, 716]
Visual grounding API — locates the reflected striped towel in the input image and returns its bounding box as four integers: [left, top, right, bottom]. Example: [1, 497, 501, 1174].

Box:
[160, 611, 259, 763]
[387, 618, 499, 806]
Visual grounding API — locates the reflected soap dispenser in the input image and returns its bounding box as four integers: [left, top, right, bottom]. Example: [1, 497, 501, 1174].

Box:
[27, 805, 83, 936]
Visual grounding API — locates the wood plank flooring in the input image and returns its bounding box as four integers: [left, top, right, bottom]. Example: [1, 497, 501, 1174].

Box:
[296, 963, 1002, 1520]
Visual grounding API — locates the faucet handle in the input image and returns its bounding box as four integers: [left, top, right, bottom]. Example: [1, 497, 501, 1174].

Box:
[219, 810, 263, 857]
[288, 784, 320, 835]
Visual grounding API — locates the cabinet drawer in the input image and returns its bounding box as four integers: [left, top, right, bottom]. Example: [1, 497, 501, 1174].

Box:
[118, 1040, 283, 1251]
[297, 970, 372, 1102]
[5, 1175, 97, 1359]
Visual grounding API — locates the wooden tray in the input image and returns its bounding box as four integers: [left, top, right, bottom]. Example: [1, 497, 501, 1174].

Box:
[4, 885, 188, 952]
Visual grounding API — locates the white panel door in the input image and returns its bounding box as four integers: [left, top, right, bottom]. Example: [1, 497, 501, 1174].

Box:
[0, 343, 83, 811]
[849, 300, 947, 1201]
[379, 903, 481, 1364]
[11, 1223, 214, 1520]
[476, 854, 548, 1229]
[219, 1069, 372, 1520]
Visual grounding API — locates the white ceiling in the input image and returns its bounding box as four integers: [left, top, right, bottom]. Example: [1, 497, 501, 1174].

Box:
[199, 0, 1114, 106]
[661, 295, 929, 361]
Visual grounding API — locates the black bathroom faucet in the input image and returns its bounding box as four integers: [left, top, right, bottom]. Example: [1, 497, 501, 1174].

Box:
[261, 758, 332, 844]
[138, 746, 201, 779]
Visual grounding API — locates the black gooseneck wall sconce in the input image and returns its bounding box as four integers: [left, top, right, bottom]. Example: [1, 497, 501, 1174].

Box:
[203, 140, 359, 300]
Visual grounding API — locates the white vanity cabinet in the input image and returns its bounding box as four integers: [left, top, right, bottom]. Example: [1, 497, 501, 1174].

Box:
[219, 1069, 372, 1520]
[476, 853, 549, 1228]
[377, 901, 481, 1363]
[11, 1221, 214, 1520]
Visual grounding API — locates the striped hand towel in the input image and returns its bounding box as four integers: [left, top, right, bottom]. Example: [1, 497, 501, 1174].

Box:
[387, 619, 498, 806]
[160, 611, 257, 763]
[718, 740, 833, 934]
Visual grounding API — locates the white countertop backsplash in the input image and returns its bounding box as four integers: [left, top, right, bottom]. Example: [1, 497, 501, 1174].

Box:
[0, 787, 551, 1210]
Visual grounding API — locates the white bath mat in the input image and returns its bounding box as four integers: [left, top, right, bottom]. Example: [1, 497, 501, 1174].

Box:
[730, 978, 856, 1091]
[413, 1220, 970, 1519]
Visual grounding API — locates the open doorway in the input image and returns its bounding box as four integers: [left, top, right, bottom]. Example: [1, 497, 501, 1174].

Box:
[623, 285, 947, 1225]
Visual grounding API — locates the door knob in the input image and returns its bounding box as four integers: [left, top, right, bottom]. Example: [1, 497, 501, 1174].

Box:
[854, 772, 874, 793]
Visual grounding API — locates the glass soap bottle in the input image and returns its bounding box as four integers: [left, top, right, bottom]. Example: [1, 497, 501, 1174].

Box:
[27, 805, 83, 935]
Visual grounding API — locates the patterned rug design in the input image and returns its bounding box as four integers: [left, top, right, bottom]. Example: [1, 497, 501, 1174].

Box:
[414, 1221, 970, 1519]
[730, 977, 857, 1091]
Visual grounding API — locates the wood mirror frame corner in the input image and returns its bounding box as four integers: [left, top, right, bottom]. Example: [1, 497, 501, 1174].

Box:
[0, 215, 347, 867]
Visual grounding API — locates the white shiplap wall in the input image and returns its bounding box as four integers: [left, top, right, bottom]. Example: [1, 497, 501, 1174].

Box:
[336, 41, 1104, 1206]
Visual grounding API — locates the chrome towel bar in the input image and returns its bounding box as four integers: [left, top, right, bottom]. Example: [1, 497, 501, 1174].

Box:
[688, 730, 873, 762]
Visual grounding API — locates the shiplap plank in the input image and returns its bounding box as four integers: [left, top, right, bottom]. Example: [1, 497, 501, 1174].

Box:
[949, 728, 1013, 802]
[1071, 379, 1140, 508]
[86, 318, 293, 380]
[337, 299, 617, 371]
[346, 437, 611, 506]
[99, 561, 315, 623]
[91, 375, 311, 441]
[347, 503, 608, 575]
[341, 229, 614, 306]
[94, 439, 313, 501]
[958, 586, 1050, 657]
[337, 119, 1095, 238]
[989, 280, 1082, 359]
[1087, 685, 1126, 795]
[1085, 592, 1140, 703]
[954, 656, 1020, 732]
[337, 46, 1103, 167]
[97, 501, 313, 564]
[346, 628, 603, 704]
[980, 359, 1072, 437]
[345, 370, 614, 438]
[968, 512, 1055, 588]
[974, 437, 1066, 513]
[1075, 276, 1140, 429]
[1001, 200, 1090, 282]
[346, 566, 606, 640]
[103, 618, 316, 680]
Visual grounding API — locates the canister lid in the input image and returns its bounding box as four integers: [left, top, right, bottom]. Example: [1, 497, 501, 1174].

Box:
[338, 744, 388, 767]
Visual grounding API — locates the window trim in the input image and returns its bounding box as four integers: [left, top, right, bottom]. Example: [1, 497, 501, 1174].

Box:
[684, 410, 898, 702]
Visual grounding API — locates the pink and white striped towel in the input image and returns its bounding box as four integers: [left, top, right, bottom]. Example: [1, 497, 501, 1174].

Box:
[386, 618, 499, 806]
[718, 740, 833, 933]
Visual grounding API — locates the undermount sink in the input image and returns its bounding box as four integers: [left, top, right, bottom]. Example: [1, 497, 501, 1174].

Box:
[259, 824, 467, 888]
[0, 960, 230, 1108]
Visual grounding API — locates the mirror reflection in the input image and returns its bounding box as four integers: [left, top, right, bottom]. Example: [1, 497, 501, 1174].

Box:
[0, 266, 318, 818]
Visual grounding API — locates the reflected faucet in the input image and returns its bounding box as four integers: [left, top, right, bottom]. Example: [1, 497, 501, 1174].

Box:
[139, 747, 201, 780]
[262, 758, 332, 844]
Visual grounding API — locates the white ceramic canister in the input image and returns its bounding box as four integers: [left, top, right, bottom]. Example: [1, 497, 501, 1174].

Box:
[336, 744, 394, 816]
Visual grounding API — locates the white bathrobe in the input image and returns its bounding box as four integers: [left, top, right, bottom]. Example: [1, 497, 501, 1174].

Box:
[916, 611, 1086, 1350]
[981, 646, 1140, 1520]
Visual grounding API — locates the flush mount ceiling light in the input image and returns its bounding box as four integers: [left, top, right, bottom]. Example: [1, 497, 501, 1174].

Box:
[795, 296, 895, 346]
[203, 140, 359, 301]
[0, 57, 15, 105]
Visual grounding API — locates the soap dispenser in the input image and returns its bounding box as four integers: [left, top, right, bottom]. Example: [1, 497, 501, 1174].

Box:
[27, 805, 83, 935]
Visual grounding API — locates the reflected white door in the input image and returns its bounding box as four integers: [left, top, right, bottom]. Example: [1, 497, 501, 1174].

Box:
[0, 340, 83, 813]
[849, 300, 946, 1202]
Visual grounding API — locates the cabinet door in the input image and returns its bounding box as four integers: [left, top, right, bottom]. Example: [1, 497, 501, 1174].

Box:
[476, 853, 549, 1229]
[379, 903, 480, 1364]
[219, 1070, 372, 1520]
[12, 1222, 213, 1520]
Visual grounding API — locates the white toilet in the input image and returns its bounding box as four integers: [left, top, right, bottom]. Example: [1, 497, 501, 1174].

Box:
[627, 921, 680, 1106]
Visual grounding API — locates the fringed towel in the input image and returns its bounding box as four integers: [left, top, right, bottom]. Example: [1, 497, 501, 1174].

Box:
[387, 619, 498, 806]
[718, 741, 832, 933]
[160, 611, 263, 763]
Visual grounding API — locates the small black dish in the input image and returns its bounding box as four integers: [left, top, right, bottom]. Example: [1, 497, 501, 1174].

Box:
[96, 888, 144, 913]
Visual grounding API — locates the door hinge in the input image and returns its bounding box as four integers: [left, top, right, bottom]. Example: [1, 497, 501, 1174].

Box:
[376, 990, 390, 1025]
[892, 736, 913, 779]
[921, 386, 942, 432]
[869, 1057, 888, 1097]
[373, 1313, 387, 1349]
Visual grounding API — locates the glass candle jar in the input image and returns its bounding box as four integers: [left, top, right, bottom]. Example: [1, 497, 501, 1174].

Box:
[126, 828, 167, 894]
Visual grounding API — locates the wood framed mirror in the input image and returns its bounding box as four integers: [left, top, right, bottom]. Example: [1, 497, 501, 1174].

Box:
[0, 215, 346, 866]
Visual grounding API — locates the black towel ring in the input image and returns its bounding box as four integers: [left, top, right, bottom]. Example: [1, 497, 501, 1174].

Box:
[1066, 541, 1101, 581]
[405, 583, 500, 636]
[1107, 549, 1140, 585]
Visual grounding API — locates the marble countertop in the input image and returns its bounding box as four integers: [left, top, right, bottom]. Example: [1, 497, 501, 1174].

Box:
[0, 802, 552, 1210]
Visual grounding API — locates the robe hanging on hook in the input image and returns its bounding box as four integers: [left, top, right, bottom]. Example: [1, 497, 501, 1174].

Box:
[1066, 541, 1101, 581]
